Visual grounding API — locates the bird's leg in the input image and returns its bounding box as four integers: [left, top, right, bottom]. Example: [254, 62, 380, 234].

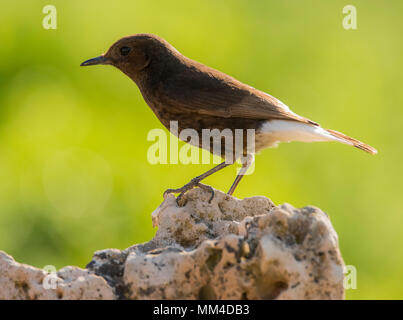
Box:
[227, 154, 254, 196]
[164, 161, 230, 205]
[227, 166, 247, 195]
[176, 182, 214, 205]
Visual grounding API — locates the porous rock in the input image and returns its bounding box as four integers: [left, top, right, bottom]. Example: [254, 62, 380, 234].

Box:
[0, 251, 114, 300]
[0, 188, 345, 299]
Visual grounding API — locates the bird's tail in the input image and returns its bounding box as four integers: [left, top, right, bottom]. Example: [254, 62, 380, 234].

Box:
[325, 128, 377, 154]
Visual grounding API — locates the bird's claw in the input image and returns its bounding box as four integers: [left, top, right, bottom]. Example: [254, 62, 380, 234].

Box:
[164, 179, 215, 206]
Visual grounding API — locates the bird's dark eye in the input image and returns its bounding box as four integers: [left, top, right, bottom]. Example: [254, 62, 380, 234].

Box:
[120, 46, 131, 56]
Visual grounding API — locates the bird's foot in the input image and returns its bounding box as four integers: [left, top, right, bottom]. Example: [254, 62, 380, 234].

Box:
[164, 178, 215, 206]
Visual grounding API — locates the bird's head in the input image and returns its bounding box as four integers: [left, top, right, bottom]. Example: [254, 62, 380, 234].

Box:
[80, 33, 180, 79]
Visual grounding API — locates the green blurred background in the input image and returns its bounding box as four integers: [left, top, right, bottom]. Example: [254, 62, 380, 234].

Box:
[0, 0, 401, 299]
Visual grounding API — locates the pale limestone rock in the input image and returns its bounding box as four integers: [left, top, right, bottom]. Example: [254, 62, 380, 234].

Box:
[0, 187, 345, 300]
[120, 189, 344, 299]
[0, 251, 114, 300]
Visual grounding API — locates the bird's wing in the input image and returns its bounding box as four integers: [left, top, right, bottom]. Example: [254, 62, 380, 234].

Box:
[160, 67, 318, 125]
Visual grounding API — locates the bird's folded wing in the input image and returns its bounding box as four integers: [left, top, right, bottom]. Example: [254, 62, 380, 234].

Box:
[160, 71, 317, 125]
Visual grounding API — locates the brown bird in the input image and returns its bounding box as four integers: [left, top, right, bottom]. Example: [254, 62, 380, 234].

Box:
[81, 33, 377, 202]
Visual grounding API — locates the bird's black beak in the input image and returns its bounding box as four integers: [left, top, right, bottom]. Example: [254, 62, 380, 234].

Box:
[80, 55, 109, 67]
